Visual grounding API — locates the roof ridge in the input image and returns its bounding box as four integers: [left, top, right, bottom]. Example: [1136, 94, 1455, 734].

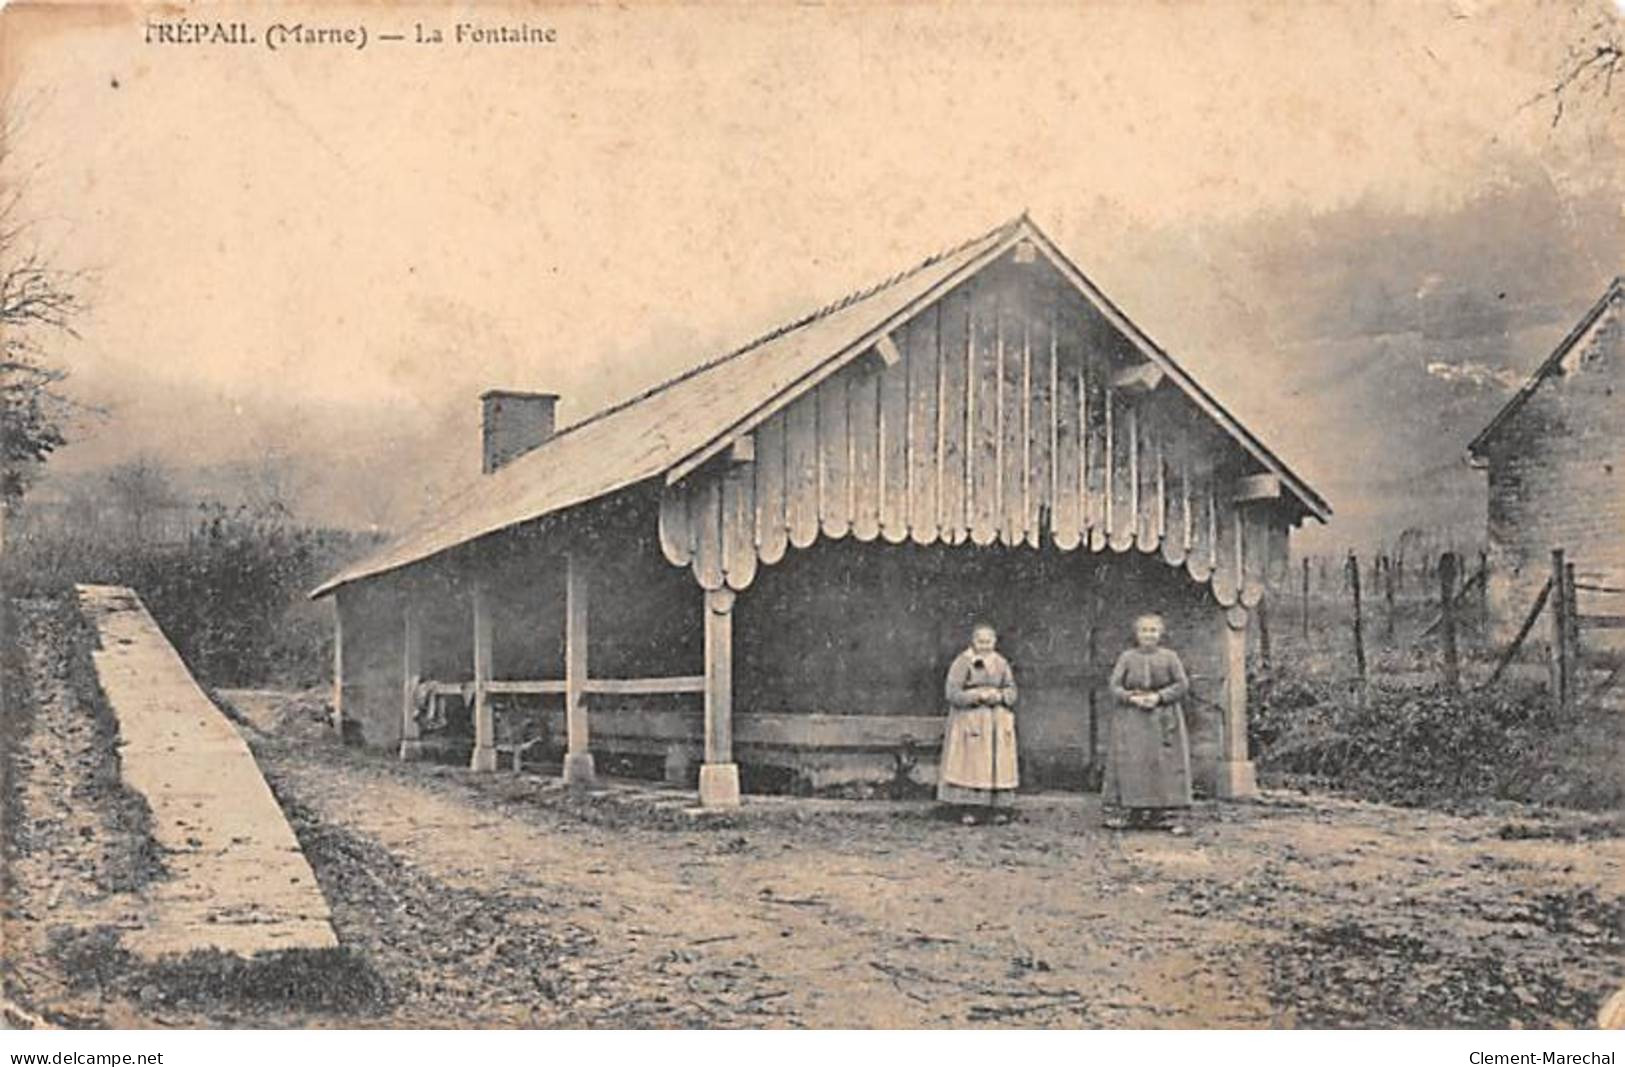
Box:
[1468, 274, 1625, 457]
[539, 214, 1026, 446]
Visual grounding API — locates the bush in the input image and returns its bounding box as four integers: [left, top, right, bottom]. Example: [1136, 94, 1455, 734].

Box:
[1251, 663, 1624, 812]
[2, 505, 381, 688]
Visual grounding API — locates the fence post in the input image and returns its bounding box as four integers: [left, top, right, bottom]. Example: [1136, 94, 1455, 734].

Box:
[1258, 593, 1274, 674]
[1439, 551, 1460, 692]
[1348, 550, 1367, 687]
[1550, 548, 1568, 718]
[1565, 560, 1580, 716]
[1384, 555, 1397, 643]
[1301, 556, 1311, 641]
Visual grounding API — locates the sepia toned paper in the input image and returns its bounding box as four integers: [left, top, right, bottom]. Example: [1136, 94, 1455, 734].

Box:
[2, 0, 1622, 1036]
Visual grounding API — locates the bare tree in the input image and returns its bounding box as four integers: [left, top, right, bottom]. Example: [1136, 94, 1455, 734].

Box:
[1533, 0, 1625, 127]
[105, 456, 178, 543]
[239, 444, 308, 523]
[0, 93, 84, 523]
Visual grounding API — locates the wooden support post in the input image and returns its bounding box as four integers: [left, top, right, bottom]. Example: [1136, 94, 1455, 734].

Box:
[699, 587, 740, 808]
[1217, 604, 1257, 799]
[562, 553, 596, 788]
[400, 606, 424, 761]
[1550, 549, 1568, 719]
[1565, 560, 1580, 716]
[470, 584, 496, 772]
[330, 598, 345, 737]
[1439, 551, 1460, 693]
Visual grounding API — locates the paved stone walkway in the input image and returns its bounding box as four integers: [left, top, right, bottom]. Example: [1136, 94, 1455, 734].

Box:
[76, 585, 337, 958]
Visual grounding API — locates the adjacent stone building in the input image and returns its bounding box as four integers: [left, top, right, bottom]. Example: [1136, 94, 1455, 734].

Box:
[312, 215, 1330, 807]
[1469, 277, 1625, 645]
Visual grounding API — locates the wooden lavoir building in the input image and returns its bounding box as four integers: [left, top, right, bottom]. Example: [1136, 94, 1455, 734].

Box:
[312, 215, 1330, 808]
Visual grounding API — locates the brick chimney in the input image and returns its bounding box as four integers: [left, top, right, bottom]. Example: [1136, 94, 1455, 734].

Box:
[481, 390, 558, 474]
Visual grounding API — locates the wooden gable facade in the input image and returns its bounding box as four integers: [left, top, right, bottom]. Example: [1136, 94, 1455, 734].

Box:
[320, 218, 1327, 808]
[657, 251, 1296, 607]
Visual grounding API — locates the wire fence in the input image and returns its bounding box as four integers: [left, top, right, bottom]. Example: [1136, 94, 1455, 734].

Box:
[1271, 540, 1622, 713]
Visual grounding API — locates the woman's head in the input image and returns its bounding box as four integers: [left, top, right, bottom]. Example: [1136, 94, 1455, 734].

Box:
[970, 623, 998, 654]
[1133, 613, 1165, 649]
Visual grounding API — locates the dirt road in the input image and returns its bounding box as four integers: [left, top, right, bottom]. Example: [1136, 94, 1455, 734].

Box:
[245, 730, 1620, 1029]
[4, 623, 1620, 1028]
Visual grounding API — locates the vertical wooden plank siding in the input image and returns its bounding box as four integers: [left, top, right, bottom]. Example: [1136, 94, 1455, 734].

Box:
[907, 306, 941, 544]
[938, 291, 969, 543]
[754, 415, 789, 565]
[786, 393, 820, 549]
[1186, 452, 1215, 582]
[1180, 428, 1196, 558]
[1109, 390, 1136, 551]
[1162, 419, 1188, 567]
[694, 476, 725, 591]
[658, 478, 694, 566]
[470, 584, 495, 772]
[722, 463, 758, 591]
[1084, 351, 1108, 550]
[1265, 517, 1291, 591]
[1231, 493, 1248, 604]
[1051, 322, 1082, 550]
[849, 363, 882, 542]
[1240, 501, 1268, 607]
[1137, 402, 1161, 552]
[970, 285, 1001, 545]
[879, 326, 910, 543]
[1027, 310, 1054, 548]
[564, 554, 591, 756]
[1000, 305, 1027, 545]
[1126, 403, 1140, 546]
[817, 376, 851, 539]
[1211, 490, 1240, 606]
[646, 275, 1308, 621]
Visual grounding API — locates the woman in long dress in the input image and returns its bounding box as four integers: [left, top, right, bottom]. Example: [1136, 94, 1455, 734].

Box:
[938, 623, 1019, 824]
[1104, 613, 1192, 833]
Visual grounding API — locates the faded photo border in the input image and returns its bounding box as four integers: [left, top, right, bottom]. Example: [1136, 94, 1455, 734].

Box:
[2, 0, 1624, 1044]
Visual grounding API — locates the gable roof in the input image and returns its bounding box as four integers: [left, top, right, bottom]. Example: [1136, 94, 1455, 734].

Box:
[314, 214, 1328, 599]
[1468, 276, 1625, 461]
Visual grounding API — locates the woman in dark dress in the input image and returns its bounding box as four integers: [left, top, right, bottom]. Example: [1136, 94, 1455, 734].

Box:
[1104, 613, 1192, 833]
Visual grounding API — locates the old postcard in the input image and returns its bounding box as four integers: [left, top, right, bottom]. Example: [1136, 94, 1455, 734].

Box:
[1, 0, 1622, 1040]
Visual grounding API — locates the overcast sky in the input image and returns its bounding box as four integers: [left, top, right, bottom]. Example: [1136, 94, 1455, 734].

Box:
[5, 0, 1623, 551]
